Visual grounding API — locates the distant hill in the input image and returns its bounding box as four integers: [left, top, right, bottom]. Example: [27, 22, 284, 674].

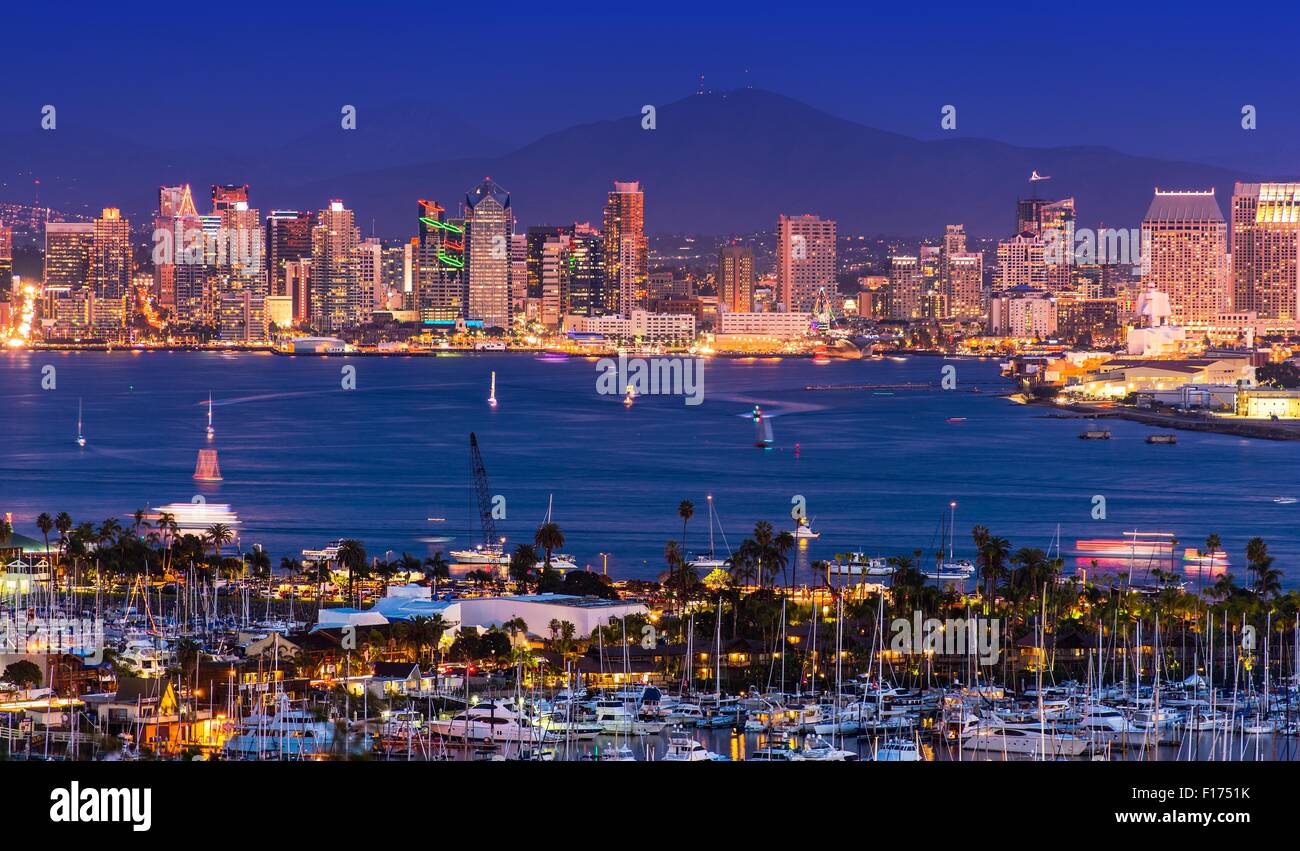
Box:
[1, 89, 1269, 239]
[298, 89, 1264, 238]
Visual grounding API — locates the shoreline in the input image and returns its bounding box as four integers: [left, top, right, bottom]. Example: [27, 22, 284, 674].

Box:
[1023, 396, 1300, 441]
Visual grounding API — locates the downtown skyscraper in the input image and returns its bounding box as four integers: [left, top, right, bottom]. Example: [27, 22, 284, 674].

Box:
[717, 243, 755, 313]
[1232, 182, 1300, 325]
[464, 178, 512, 330]
[412, 199, 466, 324]
[1141, 189, 1228, 325]
[603, 181, 647, 315]
[776, 214, 836, 312]
[310, 200, 360, 333]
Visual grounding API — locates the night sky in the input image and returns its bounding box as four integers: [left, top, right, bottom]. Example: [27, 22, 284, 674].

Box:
[3, 2, 1296, 174]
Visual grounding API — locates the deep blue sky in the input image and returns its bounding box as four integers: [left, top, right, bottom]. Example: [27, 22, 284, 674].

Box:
[3, 2, 1297, 171]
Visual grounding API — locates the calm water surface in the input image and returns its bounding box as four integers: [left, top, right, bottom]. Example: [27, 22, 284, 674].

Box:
[2, 351, 1298, 585]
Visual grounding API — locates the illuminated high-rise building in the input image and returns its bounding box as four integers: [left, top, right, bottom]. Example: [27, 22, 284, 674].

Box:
[0, 221, 12, 296]
[44, 222, 95, 289]
[464, 178, 512, 330]
[310, 201, 360, 332]
[1231, 182, 1300, 324]
[412, 199, 466, 324]
[945, 252, 984, 319]
[566, 223, 606, 317]
[777, 214, 836, 312]
[887, 254, 920, 320]
[717, 244, 755, 313]
[1140, 189, 1228, 325]
[266, 210, 314, 310]
[155, 185, 201, 310]
[996, 234, 1046, 291]
[211, 184, 250, 213]
[90, 208, 132, 299]
[603, 181, 647, 314]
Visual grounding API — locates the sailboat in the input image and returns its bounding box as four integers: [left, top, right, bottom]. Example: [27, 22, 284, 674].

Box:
[206, 392, 215, 439]
[923, 501, 975, 580]
[539, 494, 578, 570]
[76, 398, 86, 447]
[752, 405, 774, 448]
[488, 372, 498, 408]
[688, 495, 731, 571]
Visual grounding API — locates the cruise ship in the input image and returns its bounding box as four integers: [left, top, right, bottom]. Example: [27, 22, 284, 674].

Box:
[149, 501, 240, 536]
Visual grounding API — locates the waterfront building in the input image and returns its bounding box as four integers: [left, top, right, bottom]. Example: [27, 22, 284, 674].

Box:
[1074, 356, 1255, 399]
[717, 243, 755, 313]
[154, 185, 202, 310]
[284, 258, 312, 323]
[43, 222, 94, 290]
[1055, 296, 1120, 346]
[217, 289, 268, 343]
[1231, 182, 1300, 327]
[310, 201, 361, 332]
[714, 310, 811, 338]
[603, 181, 648, 315]
[464, 178, 512, 330]
[0, 221, 13, 295]
[532, 230, 570, 328]
[562, 309, 695, 341]
[566, 223, 606, 317]
[412, 199, 466, 324]
[988, 285, 1056, 337]
[1141, 189, 1228, 326]
[90, 208, 132, 299]
[996, 234, 1047, 291]
[945, 251, 984, 320]
[776, 214, 836, 312]
[354, 238, 384, 314]
[856, 275, 889, 320]
[1236, 387, 1300, 418]
[266, 210, 314, 308]
[887, 254, 920, 320]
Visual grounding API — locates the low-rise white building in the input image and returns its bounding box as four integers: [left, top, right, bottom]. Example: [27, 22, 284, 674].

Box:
[715, 310, 811, 338]
[563, 310, 695, 341]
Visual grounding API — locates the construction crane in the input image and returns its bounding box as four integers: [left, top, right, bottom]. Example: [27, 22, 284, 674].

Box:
[468, 433, 497, 547]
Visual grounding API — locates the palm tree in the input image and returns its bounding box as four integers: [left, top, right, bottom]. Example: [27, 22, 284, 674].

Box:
[662, 540, 688, 615]
[204, 523, 233, 569]
[1246, 537, 1282, 598]
[423, 552, 451, 594]
[35, 513, 53, 567]
[335, 539, 367, 608]
[248, 547, 272, 581]
[773, 530, 795, 588]
[678, 500, 695, 549]
[54, 512, 72, 563]
[534, 522, 564, 569]
[131, 508, 151, 539]
[509, 544, 539, 589]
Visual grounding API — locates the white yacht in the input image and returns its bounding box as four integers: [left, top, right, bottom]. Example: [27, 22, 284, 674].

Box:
[800, 734, 858, 761]
[224, 706, 339, 758]
[961, 721, 1088, 758]
[747, 747, 805, 762]
[592, 700, 665, 735]
[923, 559, 976, 581]
[791, 517, 820, 539]
[873, 737, 923, 761]
[429, 701, 559, 745]
[662, 733, 726, 762]
[828, 554, 895, 577]
[448, 543, 510, 566]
